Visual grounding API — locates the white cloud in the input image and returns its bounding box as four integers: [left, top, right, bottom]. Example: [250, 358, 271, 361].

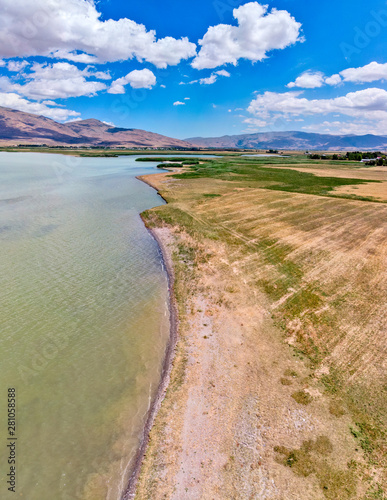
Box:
[0, 62, 108, 99]
[0, 59, 5, 67]
[108, 68, 156, 93]
[0, 92, 80, 121]
[288, 71, 343, 88]
[49, 50, 99, 64]
[0, 0, 197, 68]
[192, 2, 302, 69]
[189, 68, 232, 85]
[184, 97, 190, 100]
[325, 74, 342, 86]
[28, 62, 110, 82]
[173, 101, 185, 106]
[92, 70, 112, 81]
[243, 117, 268, 128]
[302, 120, 387, 136]
[340, 61, 387, 83]
[199, 74, 218, 85]
[215, 69, 231, 77]
[7, 60, 29, 72]
[247, 87, 387, 135]
[287, 71, 325, 89]
[289, 61, 387, 89]
[41, 99, 64, 106]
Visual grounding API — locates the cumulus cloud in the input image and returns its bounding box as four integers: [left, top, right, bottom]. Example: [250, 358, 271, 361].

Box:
[301, 121, 376, 135]
[188, 69, 231, 85]
[192, 2, 302, 69]
[49, 50, 99, 64]
[41, 99, 64, 106]
[247, 87, 387, 135]
[325, 74, 342, 86]
[108, 68, 156, 93]
[199, 74, 218, 85]
[287, 71, 325, 89]
[7, 60, 29, 72]
[0, 0, 197, 68]
[0, 59, 5, 66]
[0, 62, 108, 99]
[288, 71, 343, 88]
[302, 119, 387, 136]
[340, 61, 387, 83]
[0, 91, 80, 121]
[173, 101, 185, 106]
[288, 61, 387, 89]
[244, 117, 268, 128]
[215, 69, 231, 77]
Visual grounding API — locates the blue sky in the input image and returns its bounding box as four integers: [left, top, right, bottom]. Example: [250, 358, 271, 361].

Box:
[0, 0, 387, 138]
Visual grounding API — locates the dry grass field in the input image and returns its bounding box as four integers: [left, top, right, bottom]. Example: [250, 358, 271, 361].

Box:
[136, 156, 386, 500]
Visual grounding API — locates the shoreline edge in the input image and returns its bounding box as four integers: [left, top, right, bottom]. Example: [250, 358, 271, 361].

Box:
[121, 174, 178, 499]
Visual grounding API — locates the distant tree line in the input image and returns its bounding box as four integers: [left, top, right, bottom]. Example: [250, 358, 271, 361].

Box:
[308, 151, 387, 165]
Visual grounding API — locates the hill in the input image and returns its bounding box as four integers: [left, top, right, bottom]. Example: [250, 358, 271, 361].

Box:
[0, 107, 192, 149]
[187, 130, 387, 151]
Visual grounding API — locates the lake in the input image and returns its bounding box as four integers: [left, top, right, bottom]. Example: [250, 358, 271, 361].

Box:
[0, 153, 170, 499]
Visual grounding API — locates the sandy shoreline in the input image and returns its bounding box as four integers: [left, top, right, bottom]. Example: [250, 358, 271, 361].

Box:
[121, 177, 179, 499]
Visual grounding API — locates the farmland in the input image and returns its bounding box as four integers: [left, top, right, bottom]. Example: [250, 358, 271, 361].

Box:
[136, 154, 386, 499]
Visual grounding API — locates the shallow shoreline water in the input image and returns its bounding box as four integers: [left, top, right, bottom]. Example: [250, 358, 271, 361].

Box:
[121, 176, 179, 499]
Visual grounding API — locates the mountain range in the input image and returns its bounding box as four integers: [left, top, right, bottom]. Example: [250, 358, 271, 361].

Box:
[0, 106, 386, 151]
[187, 131, 387, 151]
[0, 107, 192, 149]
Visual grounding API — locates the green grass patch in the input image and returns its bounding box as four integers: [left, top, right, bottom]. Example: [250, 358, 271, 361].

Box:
[320, 368, 343, 395]
[329, 399, 347, 417]
[274, 437, 357, 499]
[350, 421, 384, 457]
[136, 157, 203, 164]
[157, 163, 184, 168]
[283, 287, 323, 318]
[291, 390, 313, 405]
[173, 159, 381, 202]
